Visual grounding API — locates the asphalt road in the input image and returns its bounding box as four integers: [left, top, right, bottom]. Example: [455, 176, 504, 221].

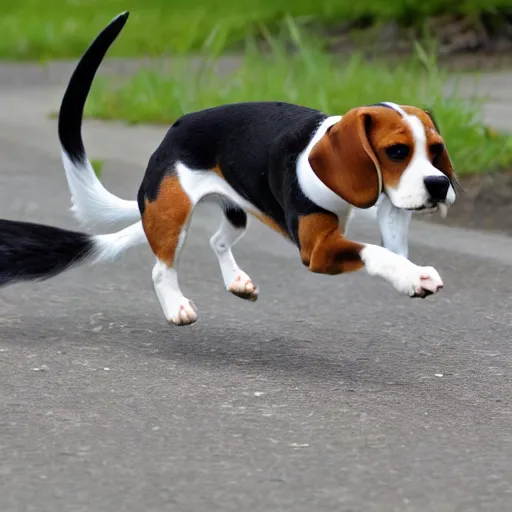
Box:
[1, 66, 512, 512]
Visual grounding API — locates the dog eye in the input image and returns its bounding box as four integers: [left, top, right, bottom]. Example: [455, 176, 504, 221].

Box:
[385, 144, 410, 162]
[430, 143, 445, 156]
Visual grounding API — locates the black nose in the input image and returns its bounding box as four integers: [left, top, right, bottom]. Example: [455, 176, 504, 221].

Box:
[424, 175, 450, 201]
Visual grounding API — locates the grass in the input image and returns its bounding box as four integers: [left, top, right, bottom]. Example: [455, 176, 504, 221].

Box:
[90, 159, 104, 179]
[84, 25, 512, 175]
[0, 0, 510, 60]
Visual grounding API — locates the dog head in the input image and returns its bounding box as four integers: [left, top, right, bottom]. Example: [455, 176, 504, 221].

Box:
[308, 102, 457, 214]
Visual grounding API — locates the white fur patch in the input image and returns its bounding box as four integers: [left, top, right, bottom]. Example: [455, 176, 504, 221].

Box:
[176, 162, 258, 211]
[93, 221, 147, 263]
[360, 244, 443, 297]
[152, 259, 197, 326]
[296, 116, 353, 217]
[376, 195, 411, 258]
[61, 150, 140, 228]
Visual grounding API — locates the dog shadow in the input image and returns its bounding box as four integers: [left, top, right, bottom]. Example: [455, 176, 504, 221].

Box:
[1, 310, 413, 389]
[113, 316, 406, 388]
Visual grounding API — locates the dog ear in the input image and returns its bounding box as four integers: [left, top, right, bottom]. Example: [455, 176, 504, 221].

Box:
[308, 108, 382, 209]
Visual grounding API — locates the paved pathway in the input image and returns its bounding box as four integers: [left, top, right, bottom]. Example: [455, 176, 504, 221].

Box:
[0, 63, 512, 512]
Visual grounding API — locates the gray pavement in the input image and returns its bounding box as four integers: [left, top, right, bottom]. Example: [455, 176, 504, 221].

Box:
[1, 65, 512, 512]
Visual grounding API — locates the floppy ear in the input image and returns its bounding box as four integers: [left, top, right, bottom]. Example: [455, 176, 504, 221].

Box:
[308, 108, 382, 209]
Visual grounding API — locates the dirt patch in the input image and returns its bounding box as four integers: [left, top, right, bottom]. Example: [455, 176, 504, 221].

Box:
[427, 170, 512, 235]
[323, 12, 512, 71]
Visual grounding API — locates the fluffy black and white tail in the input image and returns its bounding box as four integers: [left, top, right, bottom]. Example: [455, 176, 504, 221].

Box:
[58, 11, 140, 229]
[0, 14, 155, 289]
[0, 219, 145, 287]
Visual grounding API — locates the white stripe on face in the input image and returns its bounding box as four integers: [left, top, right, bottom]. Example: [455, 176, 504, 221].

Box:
[385, 112, 456, 211]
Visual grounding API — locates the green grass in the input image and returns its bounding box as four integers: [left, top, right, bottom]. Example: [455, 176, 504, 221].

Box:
[90, 159, 105, 179]
[0, 0, 510, 60]
[84, 26, 512, 175]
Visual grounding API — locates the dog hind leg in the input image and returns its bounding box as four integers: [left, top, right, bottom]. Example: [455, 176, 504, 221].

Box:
[210, 204, 258, 301]
[142, 175, 196, 326]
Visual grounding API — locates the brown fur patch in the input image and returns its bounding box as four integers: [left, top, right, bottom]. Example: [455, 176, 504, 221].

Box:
[249, 210, 289, 238]
[298, 213, 364, 275]
[400, 105, 454, 179]
[142, 175, 192, 266]
[309, 107, 415, 207]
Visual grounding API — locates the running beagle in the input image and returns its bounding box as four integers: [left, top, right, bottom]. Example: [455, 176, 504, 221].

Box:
[0, 12, 457, 326]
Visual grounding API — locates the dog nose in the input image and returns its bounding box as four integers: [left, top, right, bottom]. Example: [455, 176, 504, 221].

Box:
[424, 175, 450, 201]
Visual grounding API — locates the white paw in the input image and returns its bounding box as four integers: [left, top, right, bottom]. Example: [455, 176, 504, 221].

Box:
[167, 298, 198, 326]
[227, 272, 259, 302]
[401, 265, 444, 298]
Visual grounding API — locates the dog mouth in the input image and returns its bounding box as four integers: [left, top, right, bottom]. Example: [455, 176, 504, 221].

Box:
[407, 203, 448, 218]
[408, 205, 436, 212]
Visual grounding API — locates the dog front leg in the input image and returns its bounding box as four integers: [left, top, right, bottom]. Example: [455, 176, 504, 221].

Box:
[377, 195, 411, 258]
[298, 212, 443, 298]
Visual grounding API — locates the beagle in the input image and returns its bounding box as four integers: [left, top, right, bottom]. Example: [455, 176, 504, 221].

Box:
[0, 12, 457, 326]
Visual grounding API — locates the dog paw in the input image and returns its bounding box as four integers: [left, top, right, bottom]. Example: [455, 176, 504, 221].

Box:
[407, 266, 444, 298]
[167, 298, 198, 326]
[228, 272, 259, 302]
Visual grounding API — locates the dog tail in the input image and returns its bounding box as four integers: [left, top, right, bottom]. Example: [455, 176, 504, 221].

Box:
[0, 219, 145, 287]
[58, 11, 140, 229]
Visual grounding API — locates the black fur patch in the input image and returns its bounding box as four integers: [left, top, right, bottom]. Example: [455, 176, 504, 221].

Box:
[368, 102, 396, 110]
[0, 219, 95, 287]
[223, 204, 247, 229]
[58, 12, 129, 165]
[139, 101, 328, 238]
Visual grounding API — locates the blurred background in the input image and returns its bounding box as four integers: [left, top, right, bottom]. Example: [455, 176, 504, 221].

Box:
[1, 0, 512, 230]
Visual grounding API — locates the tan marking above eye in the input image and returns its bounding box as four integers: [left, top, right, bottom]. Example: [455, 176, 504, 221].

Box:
[428, 135, 444, 146]
[375, 134, 411, 149]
